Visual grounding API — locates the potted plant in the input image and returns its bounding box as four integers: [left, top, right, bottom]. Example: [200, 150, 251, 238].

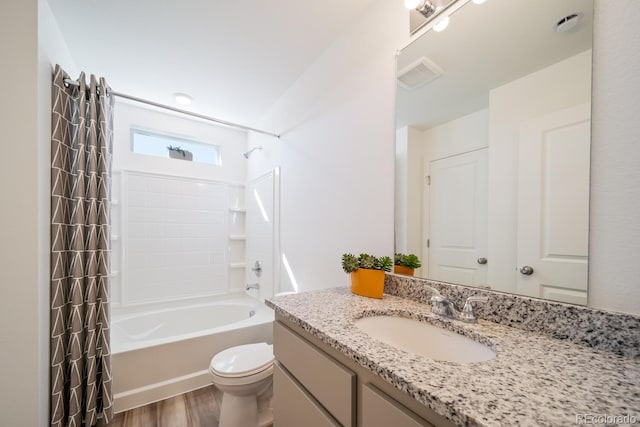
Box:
[167, 145, 193, 161]
[393, 253, 421, 276]
[342, 253, 392, 299]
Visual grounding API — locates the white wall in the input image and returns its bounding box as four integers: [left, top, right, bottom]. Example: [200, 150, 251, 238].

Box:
[589, 0, 640, 314]
[0, 2, 41, 425]
[405, 126, 423, 262]
[487, 51, 592, 293]
[249, 0, 407, 292]
[395, 126, 409, 253]
[0, 0, 76, 425]
[422, 109, 490, 162]
[395, 125, 424, 263]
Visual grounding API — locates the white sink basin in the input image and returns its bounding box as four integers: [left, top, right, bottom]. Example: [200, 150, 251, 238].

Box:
[354, 316, 496, 363]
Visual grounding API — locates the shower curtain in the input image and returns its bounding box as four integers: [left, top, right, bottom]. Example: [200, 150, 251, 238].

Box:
[50, 65, 114, 427]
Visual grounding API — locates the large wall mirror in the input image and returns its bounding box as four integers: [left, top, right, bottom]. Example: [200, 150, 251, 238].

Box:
[395, 0, 593, 305]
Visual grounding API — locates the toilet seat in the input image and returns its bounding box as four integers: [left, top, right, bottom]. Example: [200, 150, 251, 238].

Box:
[209, 342, 275, 426]
[210, 342, 274, 379]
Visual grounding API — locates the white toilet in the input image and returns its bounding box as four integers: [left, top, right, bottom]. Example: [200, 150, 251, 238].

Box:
[209, 342, 274, 427]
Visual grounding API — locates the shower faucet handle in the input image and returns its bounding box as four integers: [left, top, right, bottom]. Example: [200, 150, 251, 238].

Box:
[252, 261, 263, 277]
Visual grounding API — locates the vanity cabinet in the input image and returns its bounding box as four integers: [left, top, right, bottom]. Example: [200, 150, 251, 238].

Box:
[273, 314, 456, 427]
[274, 319, 355, 426]
[273, 363, 341, 427]
[361, 384, 431, 427]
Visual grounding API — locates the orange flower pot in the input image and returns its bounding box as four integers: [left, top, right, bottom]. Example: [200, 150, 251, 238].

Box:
[350, 269, 385, 299]
[393, 265, 415, 276]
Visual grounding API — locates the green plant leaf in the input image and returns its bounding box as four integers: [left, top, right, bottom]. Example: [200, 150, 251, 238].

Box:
[394, 252, 421, 268]
[342, 252, 393, 272]
[341, 253, 359, 273]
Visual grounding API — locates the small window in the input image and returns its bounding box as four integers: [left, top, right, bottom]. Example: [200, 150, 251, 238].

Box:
[131, 129, 221, 165]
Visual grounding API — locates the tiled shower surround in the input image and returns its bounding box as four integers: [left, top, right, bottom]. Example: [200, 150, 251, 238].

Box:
[385, 274, 640, 358]
[111, 171, 244, 306]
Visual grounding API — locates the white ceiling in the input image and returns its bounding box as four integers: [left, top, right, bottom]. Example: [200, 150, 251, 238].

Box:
[47, 0, 378, 128]
[396, 0, 593, 130]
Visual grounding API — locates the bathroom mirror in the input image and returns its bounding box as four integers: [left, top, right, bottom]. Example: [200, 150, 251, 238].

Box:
[395, 0, 593, 305]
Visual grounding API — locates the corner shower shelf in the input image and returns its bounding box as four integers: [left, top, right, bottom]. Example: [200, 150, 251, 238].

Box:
[229, 262, 246, 269]
[229, 235, 246, 241]
[229, 207, 246, 213]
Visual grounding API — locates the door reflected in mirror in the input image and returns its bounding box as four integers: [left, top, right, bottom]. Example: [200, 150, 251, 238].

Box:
[395, 0, 593, 305]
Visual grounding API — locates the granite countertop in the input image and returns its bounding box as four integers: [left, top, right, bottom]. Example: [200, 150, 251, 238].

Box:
[266, 287, 640, 427]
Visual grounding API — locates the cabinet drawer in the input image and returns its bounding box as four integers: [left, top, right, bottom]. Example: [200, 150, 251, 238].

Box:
[274, 321, 355, 427]
[362, 383, 433, 427]
[273, 362, 340, 427]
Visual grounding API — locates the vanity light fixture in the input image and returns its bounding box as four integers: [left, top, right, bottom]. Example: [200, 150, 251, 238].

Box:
[433, 15, 450, 32]
[173, 92, 193, 106]
[406, 0, 456, 34]
[404, 0, 422, 9]
[404, 0, 437, 20]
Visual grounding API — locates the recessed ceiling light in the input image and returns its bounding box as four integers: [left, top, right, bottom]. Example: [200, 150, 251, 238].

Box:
[174, 93, 193, 105]
[472, 0, 487, 4]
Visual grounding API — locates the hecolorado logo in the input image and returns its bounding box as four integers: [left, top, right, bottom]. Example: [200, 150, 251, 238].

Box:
[576, 414, 639, 425]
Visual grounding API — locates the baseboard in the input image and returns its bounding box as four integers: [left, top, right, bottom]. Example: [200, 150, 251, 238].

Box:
[114, 369, 211, 413]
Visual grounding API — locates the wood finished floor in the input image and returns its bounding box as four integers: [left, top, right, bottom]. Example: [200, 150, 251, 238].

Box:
[98, 385, 222, 427]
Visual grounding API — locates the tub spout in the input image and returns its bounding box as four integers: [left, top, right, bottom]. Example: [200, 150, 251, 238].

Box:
[246, 283, 260, 291]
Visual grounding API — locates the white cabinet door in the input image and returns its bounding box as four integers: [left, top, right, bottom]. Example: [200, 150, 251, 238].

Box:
[361, 384, 432, 427]
[428, 148, 488, 286]
[517, 103, 590, 304]
[273, 363, 341, 427]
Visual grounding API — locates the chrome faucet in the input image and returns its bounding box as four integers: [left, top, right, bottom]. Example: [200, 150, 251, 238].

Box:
[424, 285, 442, 297]
[430, 295, 488, 323]
[246, 283, 260, 291]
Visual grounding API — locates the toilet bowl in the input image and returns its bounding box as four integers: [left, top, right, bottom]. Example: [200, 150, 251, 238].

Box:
[209, 342, 274, 427]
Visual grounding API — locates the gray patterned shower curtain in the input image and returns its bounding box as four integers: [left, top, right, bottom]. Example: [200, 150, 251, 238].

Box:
[50, 64, 114, 427]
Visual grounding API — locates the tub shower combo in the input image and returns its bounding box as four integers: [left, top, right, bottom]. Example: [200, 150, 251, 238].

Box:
[109, 166, 279, 413]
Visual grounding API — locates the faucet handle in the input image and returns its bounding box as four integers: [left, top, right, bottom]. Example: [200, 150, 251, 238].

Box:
[430, 295, 446, 316]
[430, 295, 459, 318]
[461, 296, 488, 323]
[430, 294, 446, 303]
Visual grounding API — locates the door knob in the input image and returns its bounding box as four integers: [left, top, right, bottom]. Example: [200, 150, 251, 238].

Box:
[477, 257, 487, 265]
[519, 265, 534, 276]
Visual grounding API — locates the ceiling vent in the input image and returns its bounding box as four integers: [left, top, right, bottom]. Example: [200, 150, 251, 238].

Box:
[397, 57, 444, 90]
[555, 13, 582, 33]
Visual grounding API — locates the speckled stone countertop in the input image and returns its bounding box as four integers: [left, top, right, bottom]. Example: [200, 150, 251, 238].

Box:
[266, 287, 640, 427]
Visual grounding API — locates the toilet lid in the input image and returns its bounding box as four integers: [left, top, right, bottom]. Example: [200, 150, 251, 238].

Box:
[210, 342, 274, 377]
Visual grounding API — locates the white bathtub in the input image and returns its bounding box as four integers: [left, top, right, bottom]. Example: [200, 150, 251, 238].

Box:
[111, 294, 274, 413]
